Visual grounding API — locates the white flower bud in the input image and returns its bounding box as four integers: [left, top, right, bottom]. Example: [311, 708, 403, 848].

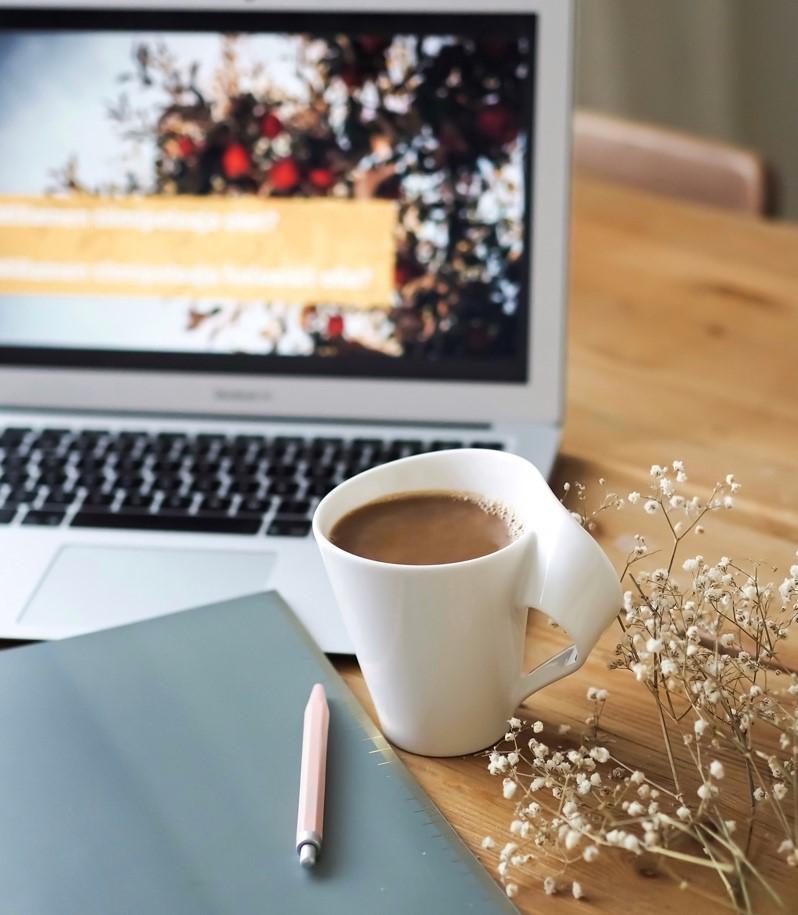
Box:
[589, 747, 610, 763]
[697, 782, 716, 800]
[564, 829, 581, 850]
[623, 834, 641, 853]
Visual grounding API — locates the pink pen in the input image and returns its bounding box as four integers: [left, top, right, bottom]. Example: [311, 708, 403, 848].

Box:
[295, 683, 330, 868]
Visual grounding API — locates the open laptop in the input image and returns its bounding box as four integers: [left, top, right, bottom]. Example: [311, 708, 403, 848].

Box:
[0, 0, 573, 653]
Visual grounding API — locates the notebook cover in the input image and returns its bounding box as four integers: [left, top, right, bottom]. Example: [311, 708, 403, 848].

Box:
[0, 591, 516, 914]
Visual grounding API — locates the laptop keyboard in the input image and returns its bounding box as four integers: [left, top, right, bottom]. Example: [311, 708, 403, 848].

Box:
[0, 426, 503, 537]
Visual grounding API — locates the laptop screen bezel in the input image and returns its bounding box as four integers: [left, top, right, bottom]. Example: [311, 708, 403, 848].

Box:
[0, 0, 572, 426]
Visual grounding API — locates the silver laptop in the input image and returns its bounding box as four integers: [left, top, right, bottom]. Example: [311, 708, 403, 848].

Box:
[0, 0, 573, 653]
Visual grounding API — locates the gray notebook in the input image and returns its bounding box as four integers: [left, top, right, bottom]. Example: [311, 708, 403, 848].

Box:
[0, 591, 515, 914]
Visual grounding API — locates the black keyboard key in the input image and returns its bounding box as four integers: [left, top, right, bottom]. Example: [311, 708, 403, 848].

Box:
[342, 463, 368, 479]
[38, 470, 67, 487]
[188, 457, 221, 475]
[155, 432, 188, 448]
[306, 480, 335, 498]
[430, 440, 463, 450]
[0, 427, 31, 446]
[199, 495, 232, 513]
[75, 429, 108, 446]
[160, 494, 193, 513]
[234, 434, 267, 450]
[238, 495, 272, 515]
[306, 462, 337, 479]
[83, 492, 115, 509]
[229, 461, 259, 480]
[268, 479, 299, 496]
[192, 475, 222, 494]
[276, 498, 311, 517]
[73, 454, 104, 471]
[312, 437, 343, 449]
[228, 479, 261, 495]
[195, 434, 227, 451]
[268, 462, 298, 478]
[0, 508, 15, 524]
[151, 459, 182, 473]
[117, 456, 144, 472]
[77, 472, 105, 490]
[38, 427, 70, 444]
[42, 488, 75, 506]
[274, 436, 304, 449]
[71, 511, 260, 535]
[118, 431, 151, 447]
[7, 484, 39, 503]
[351, 438, 382, 449]
[470, 441, 504, 450]
[152, 473, 182, 492]
[115, 474, 145, 491]
[22, 509, 65, 526]
[266, 518, 311, 537]
[121, 492, 154, 511]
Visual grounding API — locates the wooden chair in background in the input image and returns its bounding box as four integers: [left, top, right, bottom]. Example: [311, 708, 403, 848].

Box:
[572, 110, 768, 215]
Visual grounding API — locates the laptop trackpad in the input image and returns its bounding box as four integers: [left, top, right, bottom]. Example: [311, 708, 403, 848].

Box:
[21, 545, 276, 632]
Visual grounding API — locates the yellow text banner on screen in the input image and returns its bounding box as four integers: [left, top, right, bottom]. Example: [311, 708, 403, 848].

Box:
[0, 196, 396, 307]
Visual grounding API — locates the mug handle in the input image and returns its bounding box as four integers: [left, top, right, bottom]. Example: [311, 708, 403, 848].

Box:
[514, 498, 623, 706]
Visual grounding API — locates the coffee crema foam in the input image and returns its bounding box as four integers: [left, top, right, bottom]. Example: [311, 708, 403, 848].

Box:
[470, 493, 525, 541]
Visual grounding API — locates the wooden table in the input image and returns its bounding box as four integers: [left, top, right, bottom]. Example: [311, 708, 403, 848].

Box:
[334, 177, 798, 913]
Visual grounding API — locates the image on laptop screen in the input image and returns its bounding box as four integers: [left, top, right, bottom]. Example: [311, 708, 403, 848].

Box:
[0, 10, 536, 382]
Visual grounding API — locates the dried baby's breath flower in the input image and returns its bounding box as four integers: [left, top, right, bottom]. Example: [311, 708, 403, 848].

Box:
[709, 760, 725, 779]
[487, 464, 797, 913]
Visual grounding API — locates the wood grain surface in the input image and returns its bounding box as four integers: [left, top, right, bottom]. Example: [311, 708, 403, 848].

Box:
[333, 176, 798, 913]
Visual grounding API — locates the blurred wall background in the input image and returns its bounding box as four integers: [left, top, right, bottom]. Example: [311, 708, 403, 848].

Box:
[574, 0, 798, 219]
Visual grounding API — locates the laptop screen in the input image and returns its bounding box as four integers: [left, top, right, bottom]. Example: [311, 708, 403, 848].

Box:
[0, 8, 536, 384]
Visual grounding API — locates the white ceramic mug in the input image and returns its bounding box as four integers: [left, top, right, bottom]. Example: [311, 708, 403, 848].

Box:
[313, 449, 621, 757]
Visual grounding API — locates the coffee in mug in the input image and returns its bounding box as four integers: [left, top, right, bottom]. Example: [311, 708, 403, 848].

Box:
[329, 490, 521, 566]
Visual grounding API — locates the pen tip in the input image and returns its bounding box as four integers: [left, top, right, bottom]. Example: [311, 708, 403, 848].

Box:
[310, 682, 326, 701]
